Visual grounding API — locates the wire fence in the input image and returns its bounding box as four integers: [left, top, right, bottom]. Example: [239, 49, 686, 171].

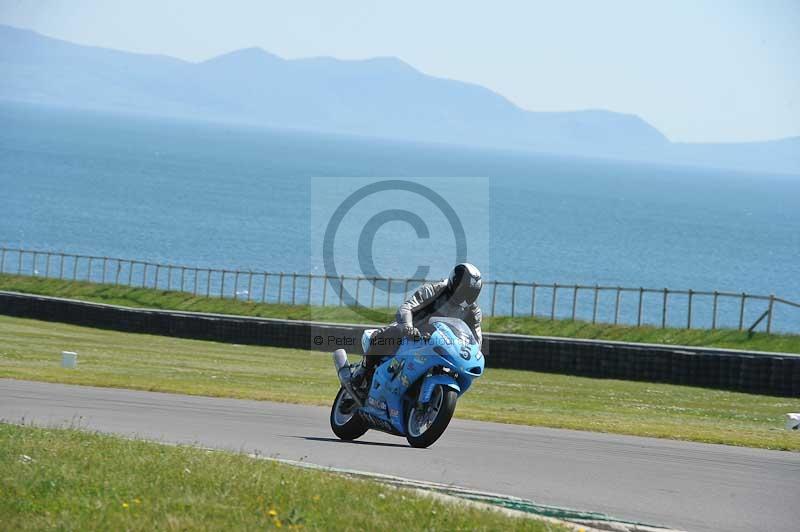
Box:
[2, 247, 799, 334]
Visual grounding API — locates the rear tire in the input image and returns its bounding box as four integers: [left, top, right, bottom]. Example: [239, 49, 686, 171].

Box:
[330, 387, 368, 441]
[406, 385, 458, 448]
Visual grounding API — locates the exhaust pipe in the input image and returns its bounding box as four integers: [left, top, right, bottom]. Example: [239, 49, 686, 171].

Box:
[333, 348, 348, 373]
[332, 349, 363, 407]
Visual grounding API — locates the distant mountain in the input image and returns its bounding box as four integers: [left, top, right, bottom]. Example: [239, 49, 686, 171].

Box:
[1, 24, 797, 175]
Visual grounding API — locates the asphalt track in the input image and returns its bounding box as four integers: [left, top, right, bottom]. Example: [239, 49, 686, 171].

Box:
[2, 379, 798, 531]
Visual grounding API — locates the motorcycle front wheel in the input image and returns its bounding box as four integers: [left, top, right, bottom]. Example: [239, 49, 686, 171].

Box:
[405, 384, 458, 448]
[330, 387, 368, 440]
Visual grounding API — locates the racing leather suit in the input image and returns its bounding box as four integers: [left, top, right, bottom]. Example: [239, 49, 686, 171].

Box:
[365, 279, 483, 361]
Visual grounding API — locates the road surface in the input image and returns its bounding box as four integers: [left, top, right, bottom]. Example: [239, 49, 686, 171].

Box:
[1, 379, 798, 531]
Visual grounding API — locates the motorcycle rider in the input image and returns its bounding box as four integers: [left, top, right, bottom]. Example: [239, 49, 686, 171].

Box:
[341, 263, 483, 391]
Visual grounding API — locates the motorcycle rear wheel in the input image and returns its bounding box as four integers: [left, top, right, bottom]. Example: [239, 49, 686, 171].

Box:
[330, 387, 368, 440]
[405, 385, 458, 448]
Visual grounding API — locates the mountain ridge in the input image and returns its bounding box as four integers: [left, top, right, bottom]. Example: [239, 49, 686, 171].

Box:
[1, 24, 797, 175]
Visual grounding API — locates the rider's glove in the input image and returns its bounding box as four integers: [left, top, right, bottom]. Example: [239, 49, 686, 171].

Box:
[403, 325, 422, 341]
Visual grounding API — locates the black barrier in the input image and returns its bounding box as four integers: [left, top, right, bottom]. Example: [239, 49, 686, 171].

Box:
[1, 291, 797, 397]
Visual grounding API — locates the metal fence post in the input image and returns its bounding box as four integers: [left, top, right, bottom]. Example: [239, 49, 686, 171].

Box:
[59, 253, 65, 279]
[370, 278, 377, 308]
[491, 281, 497, 317]
[711, 291, 719, 330]
[154, 264, 160, 289]
[661, 288, 668, 328]
[322, 274, 328, 306]
[306, 274, 312, 305]
[738, 293, 746, 331]
[247, 271, 253, 301]
[233, 270, 240, 300]
[637, 287, 644, 327]
[531, 283, 537, 317]
[73, 255, 79, 280]
[87, 256, 93, 281]
[206, 269, 212, 298]
[261, 273, 268, 302]
[114, 260, 122, 285]
[355, 277, 361, 306]
[181, 267, 186, 292]
[592, 284, 599, 324]
[0, 247, 5, 273]
[403, 279, 410, 299]
[141, 263, 148, 287]
[386, 278, 392, 308]
[101, 257, 107, 283]
[220, 270, 227, 298]
[338, 275, 344, 306]
[766, 295, 774, 333]
[277, 272, 284, 303]
[551, 283, 558, 320]
[614, 287, 621, 325]
[45, 252, 51, 277]
[687, 289, 693, 329]
[18, 249, 23, 274]
[511, 282, 517, 317]
[571, 285, 578, 321]
[32, 251, 38, 276]
[291, 272, 297, 305]
[192, 268, 198, 296]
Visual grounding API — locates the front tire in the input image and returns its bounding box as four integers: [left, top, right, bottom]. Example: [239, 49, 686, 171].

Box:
[405, 385, 458, 448]
[330, 387, 368, 440]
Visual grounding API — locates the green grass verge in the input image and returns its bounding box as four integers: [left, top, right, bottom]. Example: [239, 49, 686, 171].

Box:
[1, 315, 798, 451]
[0, 423, 561, 531]
[1, 273, 798, 354]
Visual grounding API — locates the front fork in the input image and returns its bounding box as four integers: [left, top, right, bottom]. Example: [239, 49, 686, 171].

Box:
[417, 371, 460, 406]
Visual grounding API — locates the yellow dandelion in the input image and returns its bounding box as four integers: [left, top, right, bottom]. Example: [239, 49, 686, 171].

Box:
[268, 509, 278, 517]
[134, 498, 141, 504]
[122, 502, 129, 509]
[312, 495, 320, 502]
[275, 519, 283, 528]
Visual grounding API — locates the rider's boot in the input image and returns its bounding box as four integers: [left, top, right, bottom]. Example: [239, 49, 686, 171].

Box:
[333, 349, 368, 397]
[348, 360, 367, 388]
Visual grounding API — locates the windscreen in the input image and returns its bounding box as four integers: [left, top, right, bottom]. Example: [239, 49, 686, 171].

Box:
[429, 317, 477, 346]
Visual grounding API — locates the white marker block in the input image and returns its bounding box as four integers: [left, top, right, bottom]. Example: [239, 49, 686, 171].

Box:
[786, 413, 800, 431]
[61, 351, 78, 369]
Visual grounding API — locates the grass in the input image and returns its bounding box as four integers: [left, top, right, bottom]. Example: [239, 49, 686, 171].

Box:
[0, 423, 562, 531]
[1, 315, 798, 451]
[2, 273, 799, 354]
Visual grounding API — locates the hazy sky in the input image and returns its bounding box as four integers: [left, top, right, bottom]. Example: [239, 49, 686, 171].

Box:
[1, 0, 798, 143]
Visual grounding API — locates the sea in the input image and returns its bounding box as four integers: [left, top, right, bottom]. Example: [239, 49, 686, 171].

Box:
[1, 102, 799, 330]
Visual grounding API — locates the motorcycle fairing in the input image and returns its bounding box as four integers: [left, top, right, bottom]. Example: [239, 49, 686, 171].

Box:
[359, 318, 485, 435]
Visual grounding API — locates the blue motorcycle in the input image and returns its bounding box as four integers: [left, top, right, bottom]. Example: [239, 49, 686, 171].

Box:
[330, 317, 484, 448]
